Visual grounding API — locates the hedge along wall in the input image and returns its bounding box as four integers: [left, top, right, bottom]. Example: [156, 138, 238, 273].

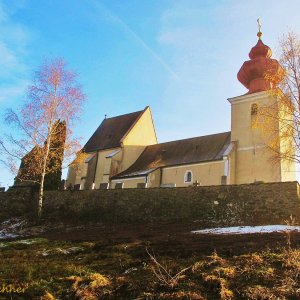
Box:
[1, 182, 300, 227]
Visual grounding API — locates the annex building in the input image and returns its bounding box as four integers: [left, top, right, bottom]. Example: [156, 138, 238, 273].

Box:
[66, 30, 296, 189]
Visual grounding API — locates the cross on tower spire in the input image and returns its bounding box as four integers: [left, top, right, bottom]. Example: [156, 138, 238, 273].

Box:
[257, 18, 262, 39]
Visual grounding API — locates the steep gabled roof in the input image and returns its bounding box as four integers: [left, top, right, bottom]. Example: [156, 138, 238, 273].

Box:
[112, 131, 231, 179]
[83, 109, 145, 152]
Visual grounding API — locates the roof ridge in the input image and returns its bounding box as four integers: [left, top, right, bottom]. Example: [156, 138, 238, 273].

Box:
[148, 131, 231, 147]
[104, 109, 144, 121]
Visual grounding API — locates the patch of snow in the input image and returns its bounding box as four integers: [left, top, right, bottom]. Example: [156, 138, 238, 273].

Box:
[124, 267, 138, 274]
[37, 246, 84, 257]
[0, 232, 18, 240]
[192, 225, 300, 235]
[1, 220, 11, 225]
[1, 218, 27, 229]
[0, 238, 47, 248]
[56, 248, 70, 255]
[67, 246, 84, 253]
[0, 217, 27, 240]
[16, 239, 43, 245]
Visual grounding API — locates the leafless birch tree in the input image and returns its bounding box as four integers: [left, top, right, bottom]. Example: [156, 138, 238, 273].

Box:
[254, 32, 300, 164]
[0, 58, 85, 218]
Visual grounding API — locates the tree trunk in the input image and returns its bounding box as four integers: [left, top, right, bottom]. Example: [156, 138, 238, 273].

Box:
[38, 169, 46, 219]
[38, 131, 52, 219]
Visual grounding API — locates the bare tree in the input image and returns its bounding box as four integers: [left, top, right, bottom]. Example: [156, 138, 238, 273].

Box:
[254, 32, 300, 164]
[0, 58, 85, 218]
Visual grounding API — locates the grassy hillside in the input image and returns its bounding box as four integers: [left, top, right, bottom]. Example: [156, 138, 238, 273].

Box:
[0, 222, 300, 299]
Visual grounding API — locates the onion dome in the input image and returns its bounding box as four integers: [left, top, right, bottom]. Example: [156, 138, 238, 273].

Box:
[237, 25, 284, 94]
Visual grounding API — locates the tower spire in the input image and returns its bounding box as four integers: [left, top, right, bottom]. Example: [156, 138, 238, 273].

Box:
[257, 18, 262, 40]
[237, 20, 284, 94]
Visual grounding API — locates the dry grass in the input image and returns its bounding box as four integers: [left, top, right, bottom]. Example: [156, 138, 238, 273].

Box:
[40, 292, 56, 300]
[1, 236, 300, 299]
[66, 273, 111, 300]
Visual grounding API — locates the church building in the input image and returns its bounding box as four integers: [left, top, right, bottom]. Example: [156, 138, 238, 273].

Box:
[66, 29, 296, 189]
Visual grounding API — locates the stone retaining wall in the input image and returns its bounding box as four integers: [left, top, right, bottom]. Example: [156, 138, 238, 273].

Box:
[1, 182, 300, 226]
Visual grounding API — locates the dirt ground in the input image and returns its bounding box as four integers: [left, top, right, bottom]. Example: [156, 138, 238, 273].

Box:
[2, 221, 300, 299]
[42, 222, 298, 256]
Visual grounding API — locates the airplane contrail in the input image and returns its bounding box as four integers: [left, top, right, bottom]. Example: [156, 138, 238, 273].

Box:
[87, 0, 180, 81]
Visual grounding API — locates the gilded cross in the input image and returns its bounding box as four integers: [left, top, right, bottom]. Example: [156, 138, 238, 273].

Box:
[257, 18, 261, 32]
[257, 18, 262, 39]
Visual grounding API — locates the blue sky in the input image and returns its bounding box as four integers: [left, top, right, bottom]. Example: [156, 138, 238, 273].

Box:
[1, 0, 300, 187]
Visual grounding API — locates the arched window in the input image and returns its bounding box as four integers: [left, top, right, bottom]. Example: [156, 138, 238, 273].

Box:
[184, 170, 193, 183]
[251, 103, 258, 116]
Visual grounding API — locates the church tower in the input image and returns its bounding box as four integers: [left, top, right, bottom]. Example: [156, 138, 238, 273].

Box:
[228, 23, 296, 184]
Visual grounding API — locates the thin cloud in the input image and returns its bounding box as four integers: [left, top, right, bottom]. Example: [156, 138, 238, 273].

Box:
[0, 79, 28, 102]
[156, 0, 300, 144]
[0, 2, 29, 103]
[87, 0, 180, 81]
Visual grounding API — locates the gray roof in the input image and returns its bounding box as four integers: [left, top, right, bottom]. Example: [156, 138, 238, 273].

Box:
[84, 109, 144, 152]
[112, 131, 231, 179]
